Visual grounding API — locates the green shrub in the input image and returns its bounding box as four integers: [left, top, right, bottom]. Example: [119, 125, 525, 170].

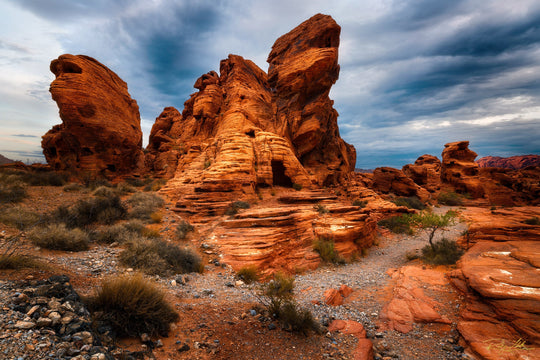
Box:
[87, 273, 179, 337]
[0, 206, 41, 230]
[124, 177, 145, 187]
[0, 182, 27, 204]
[120, 237, 203, 276]
[260, 273, 320, 335]
[421, 238, 464, 265]
[143, 178, 166, 192]
[84, 178, 112, 190]
[263, 272, 295, 299]
[175, 220, 194, 240]
[313, 236, 345, 264]
[352, 199, 368, 208]
[236, 265, 260, 284]
[25, 171, 67, 186]
[314, 204, 329, 215]
[437, 191, 463, 206]
[523, 216, 540, 226]
[127, 192, 165, 220]
[392, 196, 426, 210]
[53, 195, 126, 228]
[292, 183, 303, 191]
[225, 200, 251, 216]
[203, 160, 211, 169]
[29, 224, 90, 251]
[378, 214, 413, 234]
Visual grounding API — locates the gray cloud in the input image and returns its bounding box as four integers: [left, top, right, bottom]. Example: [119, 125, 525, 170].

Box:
[12, 134, 38, 138]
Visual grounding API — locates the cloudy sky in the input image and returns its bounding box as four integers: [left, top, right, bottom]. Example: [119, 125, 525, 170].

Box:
[1, 0, 539, 168]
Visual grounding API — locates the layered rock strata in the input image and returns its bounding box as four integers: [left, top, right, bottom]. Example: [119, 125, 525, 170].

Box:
[476, 155, 540, 170]
[440, 141, 484, 198]
[450, 207, 540, 360]
[42, 54, 143, 176]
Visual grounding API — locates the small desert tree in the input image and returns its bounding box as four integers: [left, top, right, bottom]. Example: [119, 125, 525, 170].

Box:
[410, 210, 457, 251]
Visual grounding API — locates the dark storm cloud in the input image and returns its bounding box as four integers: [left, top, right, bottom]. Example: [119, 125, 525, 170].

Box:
[2, 0, 539, 168]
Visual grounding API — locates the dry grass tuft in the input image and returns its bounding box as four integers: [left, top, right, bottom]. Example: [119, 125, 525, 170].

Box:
[29, 223, 90, 251]
[87, 273, 178, 337]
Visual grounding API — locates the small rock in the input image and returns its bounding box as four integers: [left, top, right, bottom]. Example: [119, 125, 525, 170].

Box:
[250, 309, 257, 316]
[140, 333, 151, 342]
[178, 344, 190, 352]
[14, 321, 35, 329]
[268, 323, 276, 330]
[156, 339, 163, 347]
[36, 317, 53, 327]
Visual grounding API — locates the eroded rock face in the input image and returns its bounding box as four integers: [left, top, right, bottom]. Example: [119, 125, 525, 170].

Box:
[450, 207, 540, 360]
[476, 155, 540, 170]
[371, 167, 430, 201]
[440, 141, 484, 198]
[402, 155, 441, 193]
[268, 13, 356, 185]
[42, 54, 143, 176]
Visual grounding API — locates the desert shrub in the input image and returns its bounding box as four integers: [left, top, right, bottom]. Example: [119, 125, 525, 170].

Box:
[225, 200, 251, 216]
[378, 214, 413, 234]
[314, 204, 329, 215]
[175, 220, 194, 240]
[92, 224, 131, 244]
[24, 171, 67, 186]
[203, 160, 211, 169]
[143, 178, 166, 192]
[292, 183, 303, 191]
[115, 182, 137, 194]
[122, 219, 146, 234]
[236, 265, 260, 284]
[392, 196, 426, 210]
[0, 206, 41, 230]
[53, 195, 126, 228]
[29, 223, 90, 251]
[149, 212, 163, 224]
[437, 191, 463, 206]
[313, 236, 345, 264]
[523, 216, 540, 226]
[270, 300, 320, 335]
[63, 183, 84, 192]
[263, 272, 295, 299]
[421, 238, 464, 265]
[127, 192, 165, 220]
[0, 182, 27, 204]
[352, 199, 368, 208]
[260, 273, 320, 335]
[0, 236, 44, 270]
[93, 186, 119, 198]
[120, 237, 203, 276]
[84, 178, 112, 190]
[87, 273, 179, 337]
[124, 177, 145, 187]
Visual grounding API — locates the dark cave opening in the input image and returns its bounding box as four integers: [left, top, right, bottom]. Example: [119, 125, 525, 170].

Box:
[271, 160, 293, 187]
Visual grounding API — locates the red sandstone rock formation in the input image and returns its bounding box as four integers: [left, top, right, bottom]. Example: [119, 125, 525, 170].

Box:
[42, 54, 143, 176]
[449, 207, 540, 360]
[371, 167, 430, 201]
[381, 266, 452, 334]
[402, 154, 441, 193]
[268, 13, 356, 185]
[476, 154, 540, 170]
[440, 141, 484, 198]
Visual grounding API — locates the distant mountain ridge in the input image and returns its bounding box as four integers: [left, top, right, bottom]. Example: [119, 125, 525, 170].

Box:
[0, 154, 14, 165]
[476, 155, 540, 170]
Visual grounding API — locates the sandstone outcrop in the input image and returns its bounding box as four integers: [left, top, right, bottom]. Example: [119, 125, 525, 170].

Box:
[42, 54, 143, 176]
[450, 207, 540, 360]
[371, 167, 430, 201]
[381, 266, 452, 334]
[476, 155, 540, 170]
[440, 141, 484, 198]
[402, 154, 441, 193]
[155, 14, 354, 198]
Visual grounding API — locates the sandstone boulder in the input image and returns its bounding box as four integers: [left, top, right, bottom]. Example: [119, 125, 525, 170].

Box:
[42, 54, 143, 176]
[402, 154, 441, 193]
[371, 167, 430, 201]
[440, 141, 484, 198]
